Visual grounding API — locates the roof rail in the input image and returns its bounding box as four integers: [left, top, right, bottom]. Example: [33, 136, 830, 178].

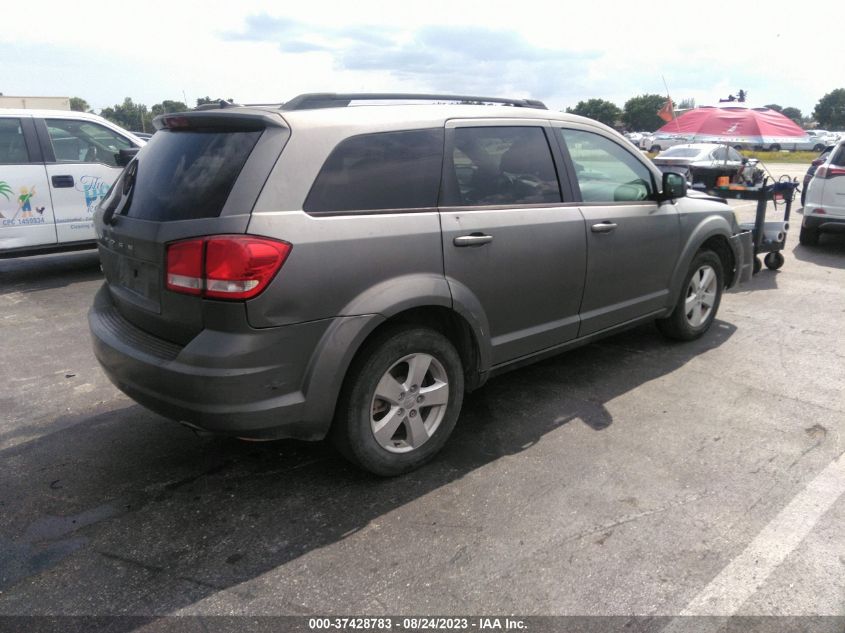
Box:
[280, 93, 548, 111]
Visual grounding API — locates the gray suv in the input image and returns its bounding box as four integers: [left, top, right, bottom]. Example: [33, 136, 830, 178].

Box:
[89, 93, 753, 475]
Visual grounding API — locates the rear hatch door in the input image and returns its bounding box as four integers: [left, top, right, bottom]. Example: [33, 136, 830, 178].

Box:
[95, 109, 289, 344]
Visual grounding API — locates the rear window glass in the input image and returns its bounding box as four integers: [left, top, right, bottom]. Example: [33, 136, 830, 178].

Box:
[304, 129, 443, 213]
[124, 129, 261, 221]
[832, 145, 845, 166]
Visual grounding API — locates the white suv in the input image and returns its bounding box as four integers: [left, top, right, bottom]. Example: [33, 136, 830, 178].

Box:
[801, 139, 845, 245]
[0, 109, 144, 258]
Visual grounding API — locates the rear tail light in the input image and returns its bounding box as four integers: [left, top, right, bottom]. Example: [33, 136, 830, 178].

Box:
[166, 235, 291, 300]
[815, 166, 845, 179]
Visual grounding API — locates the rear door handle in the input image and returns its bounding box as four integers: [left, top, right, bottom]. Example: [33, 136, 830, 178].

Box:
[591, 222, 618, 233]
[453, 234, 493, 247]
[51, 175, 75, 188]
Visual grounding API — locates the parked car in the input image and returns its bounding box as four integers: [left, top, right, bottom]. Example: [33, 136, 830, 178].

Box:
[806, 130, 838, 151]
[644, 133, 696, 153]
[800, 139, 845, 245]
[801, 144, 835, 206]
[652, 143, 746, 185]
[0, 109, 144, 258]
[88, 93, 753, 475]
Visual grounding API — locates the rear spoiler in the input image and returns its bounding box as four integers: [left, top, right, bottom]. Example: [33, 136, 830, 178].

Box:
[153, 110, 285, 131]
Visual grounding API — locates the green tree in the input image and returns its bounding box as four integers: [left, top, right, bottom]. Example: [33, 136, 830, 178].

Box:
[151, 100, 188, 116]
[196, 96, 234, 108]
[781, 107, 803, 125]
[622, 94, 669, 132]
[764, 103, 782, 112]
[813, 89, 845, 128]
[100, 97, 151, 132]
[565, 98, 622, 127]
[69, 97, 90, 112]
[678, 98, 696, 110]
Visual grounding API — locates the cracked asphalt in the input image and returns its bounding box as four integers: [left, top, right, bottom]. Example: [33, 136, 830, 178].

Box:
[1, 169, 843, 625]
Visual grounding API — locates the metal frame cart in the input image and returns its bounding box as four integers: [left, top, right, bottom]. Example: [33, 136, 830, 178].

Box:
[703, 179, 798, 273]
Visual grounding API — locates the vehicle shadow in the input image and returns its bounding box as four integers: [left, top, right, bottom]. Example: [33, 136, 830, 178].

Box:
[0, 250, 101, 294]
[0, 320, 735, 624]
[791, 233, 845, 270]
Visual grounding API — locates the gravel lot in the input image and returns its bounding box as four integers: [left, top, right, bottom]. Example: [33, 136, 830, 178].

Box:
[1, 169, 843, 627]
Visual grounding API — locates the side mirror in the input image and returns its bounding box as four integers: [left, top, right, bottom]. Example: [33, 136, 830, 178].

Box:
[116, 148, 140, 167]
[662, 171, 687, 200]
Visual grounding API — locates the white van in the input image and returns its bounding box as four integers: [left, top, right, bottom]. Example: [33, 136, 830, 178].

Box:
[0, 109, 144, 258]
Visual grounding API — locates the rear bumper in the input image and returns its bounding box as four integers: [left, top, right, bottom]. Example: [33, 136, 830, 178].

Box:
[728, 230, 754, 287]
[802, 214, 845, 233]
[89, 284, 381, 440]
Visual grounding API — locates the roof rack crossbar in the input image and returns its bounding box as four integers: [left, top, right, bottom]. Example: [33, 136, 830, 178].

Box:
[280, 93, 547, 111]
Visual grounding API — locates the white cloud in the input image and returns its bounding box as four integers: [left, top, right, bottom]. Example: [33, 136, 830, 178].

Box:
[1, 0, 843, 115]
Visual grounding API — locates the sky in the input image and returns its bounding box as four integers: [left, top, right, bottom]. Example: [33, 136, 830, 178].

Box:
[1, 0, 842, 118]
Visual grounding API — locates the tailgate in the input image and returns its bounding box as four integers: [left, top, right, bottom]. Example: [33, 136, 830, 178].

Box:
[94, 110, 290, 344]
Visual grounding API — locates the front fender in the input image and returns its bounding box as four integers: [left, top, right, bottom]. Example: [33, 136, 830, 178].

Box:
[669, 215, 735, 304]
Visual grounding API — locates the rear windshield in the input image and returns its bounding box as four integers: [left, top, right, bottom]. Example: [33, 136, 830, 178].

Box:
[124, 128, 261, 221]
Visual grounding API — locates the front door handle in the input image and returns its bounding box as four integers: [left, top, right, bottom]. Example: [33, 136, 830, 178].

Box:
[51, 175, 75, 188]
[591, 222, 618, 233]
[454, 233, 493, 247]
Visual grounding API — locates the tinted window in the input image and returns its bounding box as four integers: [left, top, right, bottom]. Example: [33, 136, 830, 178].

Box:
[443, 126, 561, 206]
[832, 145, 845, 165]
[46, 119, 133, 167]
[304, 129, 443, 213]
[124, 128, 262, 221]
[0, 119, 29, 164]
[559, 129, 654, 202]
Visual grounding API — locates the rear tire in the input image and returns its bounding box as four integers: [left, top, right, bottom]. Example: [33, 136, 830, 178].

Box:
[769, 144, 781, 152]
[799, 225, 819, 246]
[657, 250, 723, 341]
[331, 326, 464, 476]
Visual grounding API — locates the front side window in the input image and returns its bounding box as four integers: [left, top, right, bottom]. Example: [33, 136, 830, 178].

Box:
[443, 126, 561, 206]
[304, 129, 443, 213]
[558, 128, 654, 203]
[45, 119, 133, 167]
[0, 119, 28, 164]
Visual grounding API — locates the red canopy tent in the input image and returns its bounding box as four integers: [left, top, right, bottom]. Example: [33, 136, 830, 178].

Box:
[656, 106, 809, 148]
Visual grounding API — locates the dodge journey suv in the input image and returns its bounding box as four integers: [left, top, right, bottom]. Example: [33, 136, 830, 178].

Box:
[89, 93, 753, 475]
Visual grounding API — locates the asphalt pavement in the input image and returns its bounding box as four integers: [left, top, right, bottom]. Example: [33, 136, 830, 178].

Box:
[0, 182, 843, 628]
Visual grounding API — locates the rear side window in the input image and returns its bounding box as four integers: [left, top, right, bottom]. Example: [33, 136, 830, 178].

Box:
[832, 145, 845, 166]
[442, 126, 561, 206]
[0, 119, 29, 164]
[124, 129, 262, 221]
[304, 129, 443, 213]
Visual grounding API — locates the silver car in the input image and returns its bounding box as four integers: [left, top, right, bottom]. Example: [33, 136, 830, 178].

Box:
[652, 143, 746, 184]
[88, 93, 753, 475]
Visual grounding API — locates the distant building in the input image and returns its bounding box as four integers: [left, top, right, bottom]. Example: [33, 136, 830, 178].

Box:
[0, 95, 71, 110]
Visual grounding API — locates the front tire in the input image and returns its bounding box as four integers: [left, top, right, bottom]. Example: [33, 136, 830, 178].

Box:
[331, 326, 464, 476]
[657, 250, 724, 341]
